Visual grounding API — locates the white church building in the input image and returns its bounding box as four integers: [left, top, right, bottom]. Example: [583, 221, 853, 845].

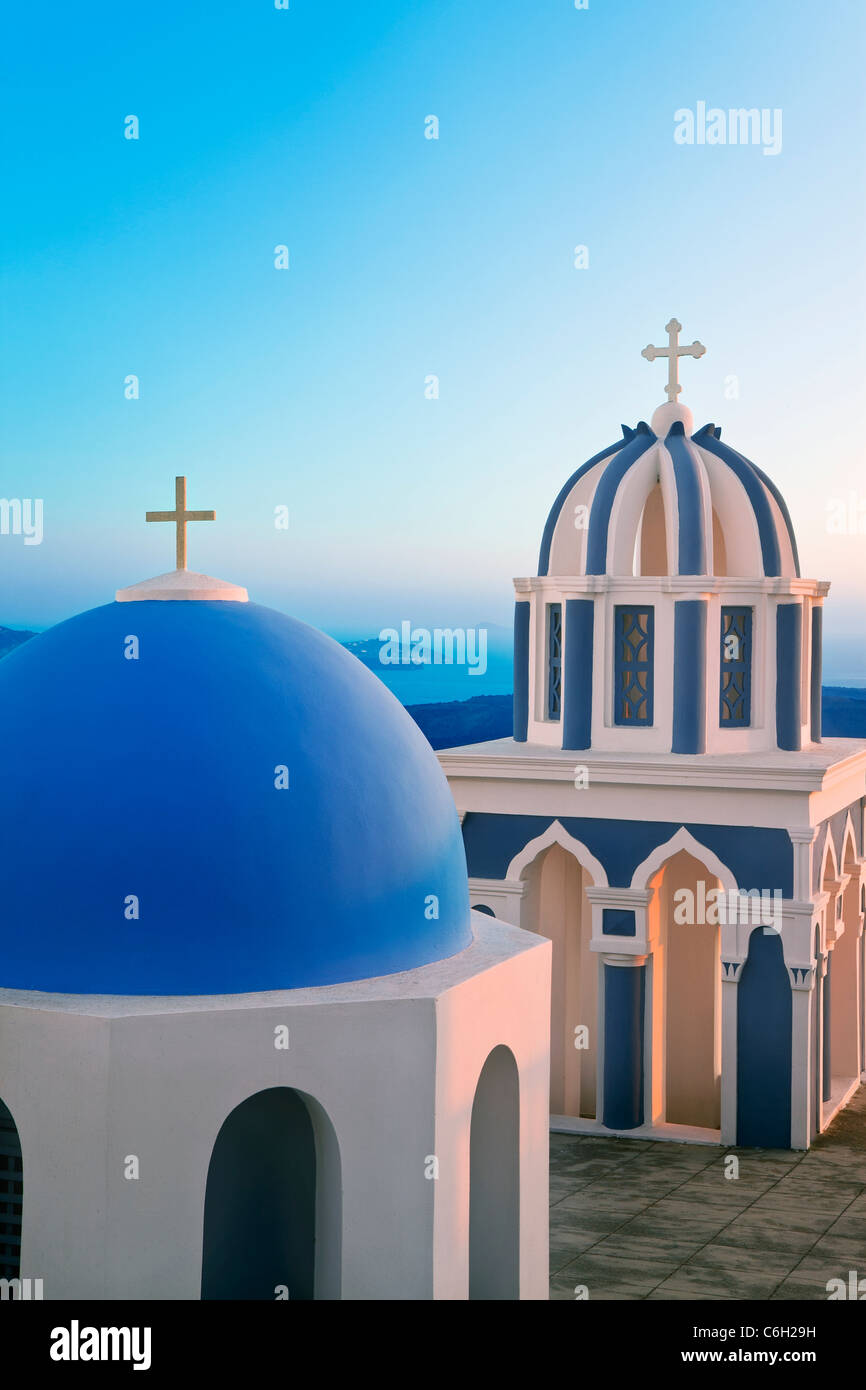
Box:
[0, 482, 551, 1300]
[440, 320, 866, 1151]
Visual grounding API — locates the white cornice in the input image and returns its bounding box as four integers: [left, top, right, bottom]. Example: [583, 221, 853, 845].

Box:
[439, 747, 866, 795]
[585, 887, 654, 908]
[513, 575, 830, 598]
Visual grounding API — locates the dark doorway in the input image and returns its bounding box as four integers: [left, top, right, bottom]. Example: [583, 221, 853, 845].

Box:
[469, 1046, 520, 1299]
[202, 1087, 322, 1301]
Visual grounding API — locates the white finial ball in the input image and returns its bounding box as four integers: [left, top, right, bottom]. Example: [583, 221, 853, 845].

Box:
[651, 401, 694, 437]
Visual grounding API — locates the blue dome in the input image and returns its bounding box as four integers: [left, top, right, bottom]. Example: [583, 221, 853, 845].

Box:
[0, 600, 471, 995]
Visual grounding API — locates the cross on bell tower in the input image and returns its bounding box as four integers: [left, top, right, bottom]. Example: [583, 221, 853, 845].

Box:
[146, 477, 215, 571]
[641, 318, 706, 403]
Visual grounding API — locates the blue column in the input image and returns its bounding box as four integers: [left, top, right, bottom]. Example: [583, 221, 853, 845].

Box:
[810, 606, 823, 743]
[672, 599, 707, 753]
[562, 599, 593, 751]
[602, 962, 645, 1130]
[776, 604, 802, 751]
[822, 951, 832, 1104]
[513, 601, 530, 742]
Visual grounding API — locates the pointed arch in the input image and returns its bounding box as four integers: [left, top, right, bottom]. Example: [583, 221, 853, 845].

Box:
[646, 846, 723, 1129]
[629, 825, 737, 893]
[820, 830, 839, 887]
[511, 823, 601, 1119]
[832, 813, 862, 1085]
[506, 820, 609, 887]
[841, 812, 859, 873]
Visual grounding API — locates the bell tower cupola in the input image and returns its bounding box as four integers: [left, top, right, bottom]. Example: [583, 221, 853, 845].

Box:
[514, 320, 825, 755]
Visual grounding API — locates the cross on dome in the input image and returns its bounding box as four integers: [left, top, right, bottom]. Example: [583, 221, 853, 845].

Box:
[146, 476, 215, 571]
[641, 318, 706, 403]
[116, 475, 248, 603]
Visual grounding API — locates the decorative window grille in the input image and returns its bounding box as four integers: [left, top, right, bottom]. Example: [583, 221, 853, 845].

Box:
[720, 607, 752, 727]
[613, 606, 654, 726]
[547, 604, 562, 720]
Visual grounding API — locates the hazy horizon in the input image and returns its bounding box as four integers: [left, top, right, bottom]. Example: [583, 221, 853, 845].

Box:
[2, 0, 864, 677]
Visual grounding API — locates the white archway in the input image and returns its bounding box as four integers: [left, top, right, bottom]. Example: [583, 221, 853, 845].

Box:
[506, 820, 609, 887]
[508, 822, 603, 1120]
[832, 819, 862, 1086]
[632, 828, 734, 1135]
[819, 831, 839, 923]
[630, 825, 737, 894]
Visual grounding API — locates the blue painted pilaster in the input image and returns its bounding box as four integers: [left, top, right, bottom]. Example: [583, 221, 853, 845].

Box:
[562, 599, 593, 751]
[776, 604, 802, 751]
[810, 606, 823, 744]
[672, 599, 707, 754]
[602, 961, 645, 1130]
[513, 601, 530, 743]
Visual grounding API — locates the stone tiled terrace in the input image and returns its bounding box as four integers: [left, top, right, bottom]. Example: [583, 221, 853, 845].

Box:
[549, 1086, 866, 1300]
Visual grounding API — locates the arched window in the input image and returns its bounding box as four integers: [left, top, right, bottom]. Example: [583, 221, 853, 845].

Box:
[472, 903, 495, 917]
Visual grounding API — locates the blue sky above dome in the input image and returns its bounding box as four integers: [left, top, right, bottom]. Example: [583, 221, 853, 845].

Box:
[0, 0, 863, 672]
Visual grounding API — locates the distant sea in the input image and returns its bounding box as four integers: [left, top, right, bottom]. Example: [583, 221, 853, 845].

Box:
[0, 621, 514, 701]
[3, 624, 865, 743]
[340, 625, 514, 704]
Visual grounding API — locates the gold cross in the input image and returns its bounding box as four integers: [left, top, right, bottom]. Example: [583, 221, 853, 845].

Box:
[641, 318, 706, 402]
[146, 477, 215, 571]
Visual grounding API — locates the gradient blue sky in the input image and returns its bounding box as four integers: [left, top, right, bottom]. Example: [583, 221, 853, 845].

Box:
[2, 0, 865, 673]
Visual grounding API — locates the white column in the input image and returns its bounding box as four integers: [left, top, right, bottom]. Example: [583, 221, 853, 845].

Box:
[788, 826, 817, 901]
[788, 967, 815, 1149]
[720, 959, 742, 1145]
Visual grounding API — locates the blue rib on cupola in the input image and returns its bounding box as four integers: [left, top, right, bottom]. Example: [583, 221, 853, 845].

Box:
[537, 434, 629, 575]
[745, 459, 801, 578]
[665, 421, 706, 575]
[584, 426, 656, 575]
[691, 425, 790, 578]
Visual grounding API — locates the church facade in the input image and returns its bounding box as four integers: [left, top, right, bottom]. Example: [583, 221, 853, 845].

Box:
[440, 323, 866, 1151]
